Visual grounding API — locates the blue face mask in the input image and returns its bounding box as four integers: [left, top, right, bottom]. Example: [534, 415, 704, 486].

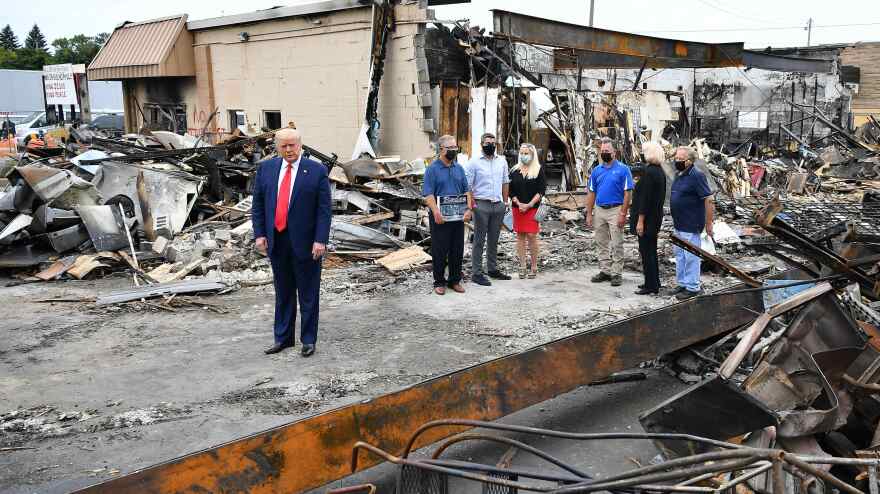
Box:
[519, 154, 530, 164]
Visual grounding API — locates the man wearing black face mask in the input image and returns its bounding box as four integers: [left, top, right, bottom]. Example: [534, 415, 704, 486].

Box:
[465, 133, 511, 286]
[585, 138, 634, 287]
[423, 135, 474, 295]
[669, 146, 714, 300]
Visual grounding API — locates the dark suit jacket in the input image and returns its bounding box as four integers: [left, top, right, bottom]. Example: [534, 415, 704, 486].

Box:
[252, 156, 332, 259]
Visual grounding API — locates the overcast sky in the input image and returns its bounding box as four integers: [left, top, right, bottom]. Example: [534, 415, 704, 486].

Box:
[8, 0, 880, 50]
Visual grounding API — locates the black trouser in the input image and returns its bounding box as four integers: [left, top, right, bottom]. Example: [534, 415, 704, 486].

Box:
[429, 218, 464, 287]
[638, 233, 660, 291]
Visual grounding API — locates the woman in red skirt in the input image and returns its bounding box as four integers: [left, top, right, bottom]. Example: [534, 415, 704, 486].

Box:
[509, 143, 547, 278]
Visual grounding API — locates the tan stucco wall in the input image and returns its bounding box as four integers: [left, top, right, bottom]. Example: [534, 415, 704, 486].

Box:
[191, 3, 432, 158]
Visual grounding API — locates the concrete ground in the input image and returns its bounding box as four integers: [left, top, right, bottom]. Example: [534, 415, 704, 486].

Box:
[0, 253, 722, 494]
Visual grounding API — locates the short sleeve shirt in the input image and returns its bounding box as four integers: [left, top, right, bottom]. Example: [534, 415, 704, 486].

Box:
[670, 165, 713, 233]
[422, 159, 470, 198]
[589, 160, 634, 206]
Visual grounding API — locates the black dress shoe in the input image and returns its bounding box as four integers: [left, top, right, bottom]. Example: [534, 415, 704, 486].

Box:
[487, 270, 511, 280]
[472, 274, 492, 286]
[635, 287, 659, 295]
[264, 341, 293, 355]
[301, 344, 315, 357]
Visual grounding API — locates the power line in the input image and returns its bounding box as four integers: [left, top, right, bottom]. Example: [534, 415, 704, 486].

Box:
[694, 0, 791, 25]
[641, 21, 880, 34]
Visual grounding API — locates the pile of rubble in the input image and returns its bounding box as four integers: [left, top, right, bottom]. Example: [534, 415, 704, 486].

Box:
[644, 197, 880, 488]
[0, 125, 447, 304]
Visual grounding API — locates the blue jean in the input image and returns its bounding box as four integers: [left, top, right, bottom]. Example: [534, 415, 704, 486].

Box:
[674, 230, 702, 292]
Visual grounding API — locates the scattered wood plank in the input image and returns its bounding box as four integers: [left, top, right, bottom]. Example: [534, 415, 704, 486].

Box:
[67, 255, 109, 280]
[34, 255, 78, 280]
[147, 258, 206, 284]
[375, 246, 431, 273]
[349, 211, 395, 225]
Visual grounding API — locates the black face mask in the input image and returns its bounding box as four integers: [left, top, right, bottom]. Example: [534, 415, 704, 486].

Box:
[482, 143, 496, 156]
[674, 160, 687, 171]
[444, 149, 458, 161]
[600, 152, 613, 163]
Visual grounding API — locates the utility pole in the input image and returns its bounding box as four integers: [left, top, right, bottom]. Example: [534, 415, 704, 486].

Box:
[805, 18, 813, 46]
[589, 0, 595, 27]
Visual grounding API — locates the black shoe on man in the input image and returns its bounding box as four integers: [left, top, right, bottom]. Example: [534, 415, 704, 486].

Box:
[591, 272, 612, 283]
[264, 341, 294, 355]
[610, 275, 623, 287]
[301, 344, 316, 357]
[635, 287, 659, 295]
[487, 270, 511, 280]
[665, 286, 686, 296]
[472, 274, 492, 286]
[675, 289, 702, 301]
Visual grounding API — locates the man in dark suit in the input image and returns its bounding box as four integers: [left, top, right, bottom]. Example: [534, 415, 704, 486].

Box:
[252, 128, 332, 357]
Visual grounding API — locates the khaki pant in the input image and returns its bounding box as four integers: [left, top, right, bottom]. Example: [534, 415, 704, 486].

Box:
[593, 206, 624, 276]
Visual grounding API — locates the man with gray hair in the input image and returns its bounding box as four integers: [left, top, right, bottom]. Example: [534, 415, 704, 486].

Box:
[252, 128, 332, 357]
[422, 135, 473, 295]
[465, 132, 511, 286]
[669, 146, 714, 300]
[585, 138, 634, 287]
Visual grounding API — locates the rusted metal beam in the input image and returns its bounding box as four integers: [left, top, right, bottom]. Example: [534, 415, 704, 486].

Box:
[670, 234, 762, 288]
[492, 9, 743, 68]
[76, 290, 762, 494]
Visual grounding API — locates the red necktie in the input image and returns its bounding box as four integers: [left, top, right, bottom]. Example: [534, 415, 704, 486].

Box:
[274, 162, 293, 231]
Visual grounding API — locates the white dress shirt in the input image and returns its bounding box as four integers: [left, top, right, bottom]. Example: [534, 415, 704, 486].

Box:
[277, 156, 301, 203]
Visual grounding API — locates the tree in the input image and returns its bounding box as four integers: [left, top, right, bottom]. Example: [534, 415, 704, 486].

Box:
[51, 35, 103, 65]
[0, 47, 18, 68]
[0, 25, 19, 50]
[24, 24, 48, 52]
[6, 48, 50, 70]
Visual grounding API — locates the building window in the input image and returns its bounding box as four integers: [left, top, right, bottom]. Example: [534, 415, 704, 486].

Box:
[737, 110, 768, 129]
[144, 104, 186, 133]
[228, 110, 246, 133]
[263, 111, 281, 131]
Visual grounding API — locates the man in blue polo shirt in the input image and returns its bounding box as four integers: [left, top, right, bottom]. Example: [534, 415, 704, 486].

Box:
[585, 138, 634, 287]
[670, 146, 715, 300]
[423, 134, 473, 296]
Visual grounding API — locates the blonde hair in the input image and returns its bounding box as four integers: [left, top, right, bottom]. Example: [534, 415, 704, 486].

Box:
[275, 128, 302, 146]
[514, 143, 541, 179]
[642, 141, 665, 165]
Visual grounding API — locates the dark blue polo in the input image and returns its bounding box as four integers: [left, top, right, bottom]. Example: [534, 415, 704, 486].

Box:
[422, 158, 469, 198]
[670, 165, 713, 233]
[589, 160, 634, 206]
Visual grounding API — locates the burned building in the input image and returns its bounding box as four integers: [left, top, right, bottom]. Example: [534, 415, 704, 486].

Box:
[88, 1, 455, 158]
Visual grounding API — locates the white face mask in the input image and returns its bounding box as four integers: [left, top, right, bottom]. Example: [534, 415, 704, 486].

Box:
[519, 154, 530, 164]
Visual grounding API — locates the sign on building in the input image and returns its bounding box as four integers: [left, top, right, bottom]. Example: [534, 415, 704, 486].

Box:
[43, 64, 78, 106]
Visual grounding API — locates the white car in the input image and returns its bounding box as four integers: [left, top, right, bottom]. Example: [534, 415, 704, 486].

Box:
[10, 111, 57, 145]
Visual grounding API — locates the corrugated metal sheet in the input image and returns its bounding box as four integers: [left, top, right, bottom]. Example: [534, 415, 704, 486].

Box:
[88, 15, 193, 80]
